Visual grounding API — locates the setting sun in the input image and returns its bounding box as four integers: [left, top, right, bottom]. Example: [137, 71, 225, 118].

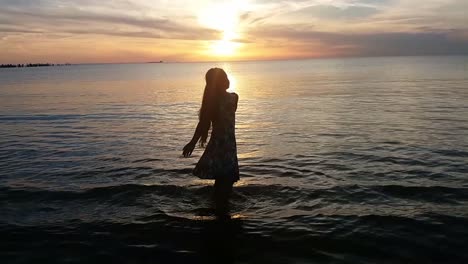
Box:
[2, 0, 468, 63]
[197, 1, 249, 57]
[212, 40, 240, 56]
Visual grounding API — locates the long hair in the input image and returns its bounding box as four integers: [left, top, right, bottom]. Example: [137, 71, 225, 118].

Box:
[198, 68, 230, 146]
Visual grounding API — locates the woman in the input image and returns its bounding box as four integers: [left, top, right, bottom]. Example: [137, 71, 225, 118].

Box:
[182, 68, 239, 213]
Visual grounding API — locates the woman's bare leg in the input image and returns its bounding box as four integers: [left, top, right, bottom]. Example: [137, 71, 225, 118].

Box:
[214, 177, 233, 215]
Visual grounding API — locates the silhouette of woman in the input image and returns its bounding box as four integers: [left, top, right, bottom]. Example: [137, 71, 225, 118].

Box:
[183, 68, 239, 213]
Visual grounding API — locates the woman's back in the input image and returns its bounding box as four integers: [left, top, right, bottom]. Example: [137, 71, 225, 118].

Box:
[211, 92, 238, 141]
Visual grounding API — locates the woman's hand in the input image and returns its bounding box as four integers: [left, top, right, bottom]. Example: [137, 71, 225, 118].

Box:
[182, 141, 196, 157]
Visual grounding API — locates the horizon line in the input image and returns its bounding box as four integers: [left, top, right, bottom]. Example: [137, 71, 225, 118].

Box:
[2, 54, 468, 66]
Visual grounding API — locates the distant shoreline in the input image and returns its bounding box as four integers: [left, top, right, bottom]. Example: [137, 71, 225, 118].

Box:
[1, 55, 467, 68]
[0, 63, 72, 69]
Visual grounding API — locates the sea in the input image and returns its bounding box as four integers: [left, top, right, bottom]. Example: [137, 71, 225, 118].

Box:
[1, 56, 467, 263]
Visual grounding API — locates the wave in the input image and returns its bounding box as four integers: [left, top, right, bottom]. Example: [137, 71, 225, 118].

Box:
[2, 183, 467, 206]
[1, 212, 467, 263]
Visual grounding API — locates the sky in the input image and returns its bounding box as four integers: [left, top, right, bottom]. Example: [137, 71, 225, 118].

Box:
[1, 0, 468, 63]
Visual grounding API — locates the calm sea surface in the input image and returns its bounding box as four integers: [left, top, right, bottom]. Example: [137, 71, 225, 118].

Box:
[1, 56, 468, 263]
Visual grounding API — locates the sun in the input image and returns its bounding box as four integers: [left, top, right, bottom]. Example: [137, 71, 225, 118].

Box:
[197, 1, 249, 56]
[212, 39, 240, 56]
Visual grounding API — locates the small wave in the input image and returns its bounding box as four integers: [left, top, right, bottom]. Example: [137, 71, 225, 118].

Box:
[3, 183, 467, 208]
[432, 149, 468, 158]
[4, 211, 467, 263]
[374, 185, 468, 203]
[0, 184, 212, 204]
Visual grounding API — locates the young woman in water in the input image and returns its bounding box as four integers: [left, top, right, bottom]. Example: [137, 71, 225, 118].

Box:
[182, 68, 239, 213]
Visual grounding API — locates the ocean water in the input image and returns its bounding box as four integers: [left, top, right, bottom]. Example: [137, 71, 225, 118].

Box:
[1, 56, 468, 263]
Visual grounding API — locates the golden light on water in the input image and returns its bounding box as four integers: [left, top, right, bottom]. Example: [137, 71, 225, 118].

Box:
[227, 71, 237, 93]
[197, 1, 249, 57]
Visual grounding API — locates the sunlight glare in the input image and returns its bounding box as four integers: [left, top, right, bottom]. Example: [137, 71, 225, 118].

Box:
[212, 40, 240, 56]
[227, 71, 237, 93]
[197, 1, 250, 56]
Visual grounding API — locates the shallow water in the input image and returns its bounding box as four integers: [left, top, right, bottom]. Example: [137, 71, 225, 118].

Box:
[1, 56, 468, 263]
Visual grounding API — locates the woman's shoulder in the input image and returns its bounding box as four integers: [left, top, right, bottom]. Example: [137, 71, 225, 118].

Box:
[227, 92, 239, 101]
[223, 92, 238, 110]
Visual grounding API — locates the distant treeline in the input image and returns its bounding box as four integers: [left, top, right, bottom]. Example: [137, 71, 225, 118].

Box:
[0, 63, 72, 68]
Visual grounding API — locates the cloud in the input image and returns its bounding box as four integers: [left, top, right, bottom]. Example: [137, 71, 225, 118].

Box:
[237, 0, 391, 27]
[0, 0, 220, 40]
[290, 5, 381, 20]
[249, 25, 468, 57]
[1, 0, 468, 62]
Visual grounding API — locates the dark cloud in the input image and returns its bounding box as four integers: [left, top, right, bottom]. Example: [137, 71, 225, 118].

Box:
[250, 25, 468, 56]
[0, 27, 42, 34]
[0, 0, 141, 10]
[61, 28, 218, 41]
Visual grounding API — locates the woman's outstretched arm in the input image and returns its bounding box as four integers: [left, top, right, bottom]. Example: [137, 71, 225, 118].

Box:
[183, 120, 208, 157]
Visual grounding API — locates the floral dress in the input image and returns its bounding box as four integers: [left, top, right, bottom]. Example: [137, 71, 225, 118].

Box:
[193, 92, 239, 182]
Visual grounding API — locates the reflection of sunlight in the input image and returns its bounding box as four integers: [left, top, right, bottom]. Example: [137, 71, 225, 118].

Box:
[198, 1, 250, 56]
[227, 72, 237, 93]
[191, 179, 215, 186]
[237, 151, 260, 159]
[233, 178, 250, 187]
[218, 63, 237, 93]
[231, 213, 247, 219]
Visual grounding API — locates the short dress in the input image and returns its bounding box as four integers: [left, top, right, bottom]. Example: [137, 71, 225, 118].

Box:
[193, 92, 239, 182]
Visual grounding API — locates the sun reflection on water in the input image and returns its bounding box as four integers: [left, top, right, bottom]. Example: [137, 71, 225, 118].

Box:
[227, 73, 237, 93]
